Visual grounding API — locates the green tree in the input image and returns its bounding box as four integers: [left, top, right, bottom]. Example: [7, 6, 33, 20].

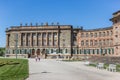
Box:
[0, 47, 5, 56]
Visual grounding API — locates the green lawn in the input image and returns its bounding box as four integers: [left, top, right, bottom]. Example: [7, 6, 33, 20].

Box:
[0, 58, 29, 80]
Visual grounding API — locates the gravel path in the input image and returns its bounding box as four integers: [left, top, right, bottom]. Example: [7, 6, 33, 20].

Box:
[26, 59, 120, 80]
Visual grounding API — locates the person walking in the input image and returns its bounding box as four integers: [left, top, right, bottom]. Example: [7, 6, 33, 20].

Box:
[35, 54, 41, 62]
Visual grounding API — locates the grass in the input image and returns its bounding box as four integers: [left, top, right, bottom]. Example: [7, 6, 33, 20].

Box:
[0, 58, 29, 80]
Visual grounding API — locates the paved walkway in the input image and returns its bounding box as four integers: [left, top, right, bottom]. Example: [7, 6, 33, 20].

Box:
[26, 59, 120, 80]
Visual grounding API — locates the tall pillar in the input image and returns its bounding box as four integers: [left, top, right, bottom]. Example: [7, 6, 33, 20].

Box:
[25, 33, 27, 47]
[36, 33, 38, 46]
[52, 32, 54, 46]
[46, 32, 48, 46]
[19, 33, 21, 47]
[31, 33, 33, 47]
[57, 32, 59, 46]
[41, 33, 43, 46]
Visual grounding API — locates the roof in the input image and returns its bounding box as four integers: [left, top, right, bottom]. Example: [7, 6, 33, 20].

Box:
[113, 10, 120, 15]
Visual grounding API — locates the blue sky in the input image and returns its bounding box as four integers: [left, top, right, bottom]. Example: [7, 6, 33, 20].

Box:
[0, 0, 120, 47]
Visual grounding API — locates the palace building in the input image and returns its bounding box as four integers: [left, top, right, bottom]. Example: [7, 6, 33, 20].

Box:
[5, 10, 120, 58]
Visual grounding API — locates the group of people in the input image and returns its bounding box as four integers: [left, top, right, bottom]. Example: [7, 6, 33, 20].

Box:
[35, 55, 41, 61]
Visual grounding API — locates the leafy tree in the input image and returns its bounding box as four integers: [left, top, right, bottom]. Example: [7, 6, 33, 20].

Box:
[0, 47, 5, 56]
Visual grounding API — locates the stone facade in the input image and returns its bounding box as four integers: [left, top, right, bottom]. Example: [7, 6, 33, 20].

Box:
[6, 25, 74, 58]
[5, 10, 120, 58]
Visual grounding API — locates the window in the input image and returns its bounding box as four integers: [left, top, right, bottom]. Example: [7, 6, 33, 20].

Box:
[43, 33, 46, 38]
[81, 33, 84, 37]
[103, 39, 105, 45]
[107, 39, 109, 45]
[115, 35, 118, 38]
[114, 20, 117, 23]
[99, 40, 102, 45]
[33, 40, 36, 46]
[99, 32, 101, 37]
[110, 31, 113, 36]
[86, 33, 89, 37]
[94, 33, 97, 37]
[81, 40, 84, 46]
[48, 40, 52, 46]
[94, 40, 97, 46]
[110, 39, 113, 46]
[43, 40, 46, 46]
[27, 33, 30, 38]
[32, 33, 36, 38]
[53, 32, 57, 37]
[107, 31, 109, 36]
[90, 33, 93, 37]
[86, 40, 89, 46]
[38, 33, 41, 38]
[38, 40, 41, 46]
[28, 40, 30, 46]
[48, 33, 52, 38]
[90, 40, 93, 46]
[23, 40, 25, 46]
[103, 32, 105, 36]
[54, 40, 57, 46]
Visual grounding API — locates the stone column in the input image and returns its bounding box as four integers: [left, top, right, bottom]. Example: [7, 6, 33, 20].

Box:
[31, 33, 32, 47]
[41, 33, 43, 46]
[36, 33, 37, 46]
[52, 32, 54, 46]
[25, 33, 27, 47]
[19, 33, 21, 47]
[46, 32, 48, 46]
[57, 32, 59, 46]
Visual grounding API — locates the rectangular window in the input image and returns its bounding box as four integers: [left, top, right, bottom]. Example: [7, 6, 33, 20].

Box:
[94, 40, 97, 46]
[43, 33, 46, 38]
[81, 40, 84, 46]
[53, 32, 57, 37]
[81, 33, 84, 37]
[90, 33, 93, 37]
[48, 40, 52, 46]
[33, 40, 36, 46]
[38, 40, 41, 46]
[43, 40, 46, 46]
[90, 40, 93, 46]
[94, 33, 97, 37]
[86, 40, 89, 46]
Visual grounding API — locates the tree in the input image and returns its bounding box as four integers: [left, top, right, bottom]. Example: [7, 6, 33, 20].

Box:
[0, 47, 5, 56]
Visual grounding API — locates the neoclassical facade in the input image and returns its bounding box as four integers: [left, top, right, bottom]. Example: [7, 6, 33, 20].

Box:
[6, 24, 75, 58]
[5, 10, 120, 58]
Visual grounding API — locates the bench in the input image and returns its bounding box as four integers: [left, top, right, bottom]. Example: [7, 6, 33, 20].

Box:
[96, 63, 104, 69]
[84, 61, 90, 66]
[107, 64, 116, 72]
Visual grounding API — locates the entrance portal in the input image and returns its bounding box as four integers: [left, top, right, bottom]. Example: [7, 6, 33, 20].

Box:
[32, 49, 35, 55]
